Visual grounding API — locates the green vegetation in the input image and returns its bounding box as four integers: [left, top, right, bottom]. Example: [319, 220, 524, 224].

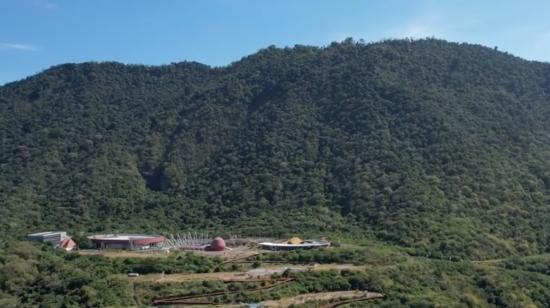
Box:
[1, 38, 550, 305]
[0, 240, 219, 307]
[254, 245, 406, 265]
[2, 241, 550, 307]
[2, 38, 550, 257]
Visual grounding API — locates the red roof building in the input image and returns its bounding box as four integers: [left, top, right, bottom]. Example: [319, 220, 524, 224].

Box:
[87, 234, 165, 250]
[59, 238, 77, 251]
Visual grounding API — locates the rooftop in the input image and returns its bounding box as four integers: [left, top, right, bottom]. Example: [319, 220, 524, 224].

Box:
[27, 231, 66, 237]
[259, 240, 330, 247]
[87, 234, 162, 241]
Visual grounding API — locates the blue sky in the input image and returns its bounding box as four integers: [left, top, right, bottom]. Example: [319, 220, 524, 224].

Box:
[1, 0, 550, 85]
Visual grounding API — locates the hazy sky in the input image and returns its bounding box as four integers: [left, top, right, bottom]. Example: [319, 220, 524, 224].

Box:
[2, 0, 550, 85]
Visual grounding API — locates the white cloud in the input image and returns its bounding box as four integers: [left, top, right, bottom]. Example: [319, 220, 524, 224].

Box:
[399, 23, 438, 39]
[0, 43, 38, 51]
[386, 9, 450, 40]
[384, 21, 444, 40]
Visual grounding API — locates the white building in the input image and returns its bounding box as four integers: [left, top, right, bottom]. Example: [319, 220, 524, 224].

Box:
[27, 231, 76, 251]
[27, 231, 67, 245]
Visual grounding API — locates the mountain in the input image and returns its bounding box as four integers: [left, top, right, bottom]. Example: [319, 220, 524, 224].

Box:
[1, 38, 550, 259]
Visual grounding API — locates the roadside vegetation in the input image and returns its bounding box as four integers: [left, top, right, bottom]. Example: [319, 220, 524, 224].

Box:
[2, 240, 550, 307]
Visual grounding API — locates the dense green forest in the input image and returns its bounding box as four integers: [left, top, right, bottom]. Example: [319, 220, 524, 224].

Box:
[1, 38, 550, 259]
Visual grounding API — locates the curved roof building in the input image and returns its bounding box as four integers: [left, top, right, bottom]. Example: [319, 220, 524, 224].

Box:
[259, 238, 330, 251]
[88, 234, 164, 250]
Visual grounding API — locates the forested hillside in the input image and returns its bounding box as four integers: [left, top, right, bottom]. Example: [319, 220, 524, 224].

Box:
[1, 38, 550, 259]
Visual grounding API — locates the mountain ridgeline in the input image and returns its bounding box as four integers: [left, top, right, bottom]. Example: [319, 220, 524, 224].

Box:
[1, 39, 550, 259]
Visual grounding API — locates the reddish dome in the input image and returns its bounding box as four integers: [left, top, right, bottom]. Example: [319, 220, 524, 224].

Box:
[207, 237, 226, 251]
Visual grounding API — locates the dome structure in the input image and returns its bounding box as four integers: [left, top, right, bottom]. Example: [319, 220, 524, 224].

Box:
[206, 237, 226, 251]
[287, 237, 303, 244]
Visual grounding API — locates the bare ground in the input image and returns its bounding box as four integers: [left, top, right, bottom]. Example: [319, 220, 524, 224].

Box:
[125, 263, 364, 283]
[260, 291, 366, 307]
[77, 245, 260, 260]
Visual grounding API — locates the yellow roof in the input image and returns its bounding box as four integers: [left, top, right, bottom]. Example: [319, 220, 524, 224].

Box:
[287, 237, 303, 244]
